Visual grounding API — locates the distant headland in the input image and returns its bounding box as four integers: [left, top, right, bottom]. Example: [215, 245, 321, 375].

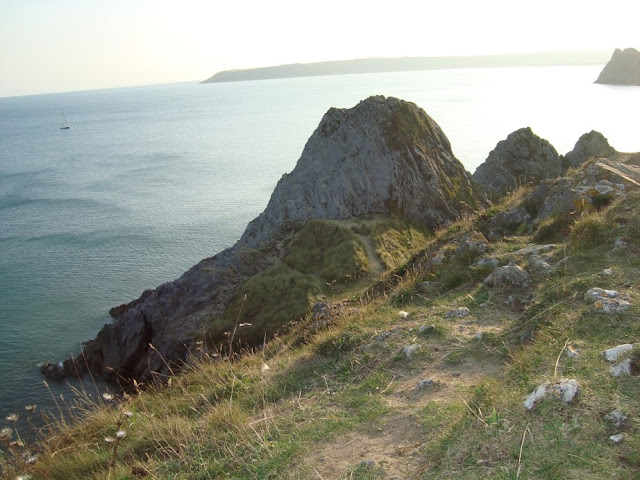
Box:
[202, 51, 609, 83]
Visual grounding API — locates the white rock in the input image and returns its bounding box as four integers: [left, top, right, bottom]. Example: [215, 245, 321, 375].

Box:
[609, 433, 625, 443]
[403, 344, 420, 360]
[605, 409, 628, 428]
[601, 268, 614, 276]
[609, 359, 632, 377]
[445, 307, 471, 318]
[398, 310, 410, 319]
[524, 383, 548, 410]
[473, 332, 484, 340]
[602, 344, 636, 362]
[552, 379, 579, 404]
[565, 345, 579, 358]
[484, 263, 532, 289]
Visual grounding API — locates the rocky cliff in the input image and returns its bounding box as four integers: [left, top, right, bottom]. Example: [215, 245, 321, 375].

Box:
[49, 96, 487, 384]
[595, 48, 640, 85]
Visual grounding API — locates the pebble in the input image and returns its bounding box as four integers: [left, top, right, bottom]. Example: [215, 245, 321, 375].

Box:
[403, 344, 420, 360]
[416, 378, 434, 390]
[609, 433, 625, 443]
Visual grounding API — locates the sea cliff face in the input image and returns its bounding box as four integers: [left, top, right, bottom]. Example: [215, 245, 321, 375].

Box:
[595, 48, 640, 85]
[51, 96, 487, 384]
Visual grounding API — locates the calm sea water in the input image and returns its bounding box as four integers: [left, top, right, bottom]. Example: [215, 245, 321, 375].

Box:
[0, 66, 638, 424]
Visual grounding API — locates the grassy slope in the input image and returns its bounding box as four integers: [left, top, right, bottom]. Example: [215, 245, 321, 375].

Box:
[2, 194, 640, 479]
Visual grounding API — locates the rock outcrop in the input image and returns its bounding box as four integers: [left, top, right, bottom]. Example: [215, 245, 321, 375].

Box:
[564, 131, 616, 168]
[52, 96, 486, 384]
[595, 48, 640, 86]
[472, 127, 565, 198]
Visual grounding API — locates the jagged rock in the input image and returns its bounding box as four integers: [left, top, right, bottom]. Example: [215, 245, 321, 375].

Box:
[419, 324, 436, 334]
[403, 344, 421, 359]
[565, 131, 616, 168]
[416, 378, 434, 390]
[52, 96, 488, 384]
[476, 257, 500, 269]
[605, 409, 628, 428]
[240, 95, 487, 250]
[457, 231, 488, 254]
[610, 359, 632, 377]
[595, 48, 640, 85]
[473, 127, 565, 198]
[602, 344, 636, 362]
[528, 255, 552, 277]
[585, 288, 631, 314]
[311, 302, 332, 329]
[446, 307, 471, 318]
[523, 378, 580, 410]
[486, 206, 531, 240]
[484, 262, 532, 288]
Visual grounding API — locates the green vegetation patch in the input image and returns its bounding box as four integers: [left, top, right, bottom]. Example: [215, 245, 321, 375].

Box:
[372, 218, 428, 270]
[284, 219, 370, 283]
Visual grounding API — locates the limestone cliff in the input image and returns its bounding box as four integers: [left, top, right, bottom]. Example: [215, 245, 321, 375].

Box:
[50, 96, 486, 384]
[595, 48, 640, 85]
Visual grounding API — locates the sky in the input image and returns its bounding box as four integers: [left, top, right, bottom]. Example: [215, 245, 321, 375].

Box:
[1, 0, 639, 97]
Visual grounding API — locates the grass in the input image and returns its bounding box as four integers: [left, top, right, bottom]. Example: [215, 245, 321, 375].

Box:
[3, 194, 640, 479]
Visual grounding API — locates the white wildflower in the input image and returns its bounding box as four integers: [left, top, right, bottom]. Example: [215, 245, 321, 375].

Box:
[102, 392, 114, 401]
[115, 430, 126, 439]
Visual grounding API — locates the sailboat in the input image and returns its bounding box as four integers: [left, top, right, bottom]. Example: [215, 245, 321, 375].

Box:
[60, 108, 70, 130]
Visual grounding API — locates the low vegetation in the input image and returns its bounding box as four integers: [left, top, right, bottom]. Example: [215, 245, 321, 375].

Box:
[2, 192, 639, 479]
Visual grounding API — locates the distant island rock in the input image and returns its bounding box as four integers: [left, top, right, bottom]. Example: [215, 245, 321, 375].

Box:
[203, 51, 608, 83]
[595, 48, 640, 85]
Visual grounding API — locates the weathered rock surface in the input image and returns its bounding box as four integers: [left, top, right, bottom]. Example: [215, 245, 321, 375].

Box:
[595, 48, 640, 86]
[484, 262, 532, 289]
[564, 131, 616, 168]
[523, 378, 580, 410]
[473, 127, 565, 198]
[585, 288, 632, 314]
[50, 96, 486, 384]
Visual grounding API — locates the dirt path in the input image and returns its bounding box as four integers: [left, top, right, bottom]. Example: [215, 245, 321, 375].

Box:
[357, 233, 385, 276]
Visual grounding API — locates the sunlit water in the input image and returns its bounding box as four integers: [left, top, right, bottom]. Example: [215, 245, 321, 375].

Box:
[0, 66, 638, 429]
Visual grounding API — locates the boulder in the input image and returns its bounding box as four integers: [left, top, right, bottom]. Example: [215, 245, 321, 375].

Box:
[473, 127, 565, 198]
[523, 378, 580, 410]
[484, 262, 532, 288]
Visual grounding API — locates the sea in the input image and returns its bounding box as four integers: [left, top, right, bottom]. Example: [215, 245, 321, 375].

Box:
[1, 65, 639, 430]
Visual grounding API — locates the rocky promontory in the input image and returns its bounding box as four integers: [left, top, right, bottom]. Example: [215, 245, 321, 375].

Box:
[595, 48, 640, 85]
[50, 96, 487, 384]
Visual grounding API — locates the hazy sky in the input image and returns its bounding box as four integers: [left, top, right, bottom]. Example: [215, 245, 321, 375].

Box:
[1, 0, 639, 97]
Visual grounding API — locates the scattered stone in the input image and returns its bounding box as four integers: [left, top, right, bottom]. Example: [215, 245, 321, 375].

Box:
[473, 332, 484, 340]
[457, 231, 489, 254]
[476, 257, 500, 269]
[605, 409, 629, 428]
[446, 307, 471, 318]
[484, 262, 532, 288]
[359, 459, 377, 468]
[602, 344, 636, 362]
[524, 378, 580, 410]
[403, 344, 421, 360]
[514, 244, 555, 256]
[609, 433, 625, 444]
[429, 249, 446, 266]
[311, 302, 332, 329]
[609, 359, 632, 377]
[565, 345, 579, 358]
[585, 288, 631, 314]
[398, 310, 410, 319]
[450, 371, 462, 377]
[529, 255, 552, 277]
[614, 237, 628, 248]
[418, 324, 436, 334]
[416, 378, 434, 390]
[375, 331, 394, 343]
[601, 268, 614, 276]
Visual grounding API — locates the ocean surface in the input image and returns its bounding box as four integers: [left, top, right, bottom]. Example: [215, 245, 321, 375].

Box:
[0, 65, 639, 428]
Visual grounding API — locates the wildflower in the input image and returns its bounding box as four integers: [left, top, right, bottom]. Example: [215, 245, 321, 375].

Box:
[115, 430, 126, 439]
[104, 436, 115, 444]
[25, 454, 38, 465]
[16, 475, 32, 480]
[261, 363, 270, 372]
[6, 413, 18, 423]
[123, 410, 133, 418]
[24, 405, 37, 413]
[0, 427, 12, 441]
[102, 392, 114, 401]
